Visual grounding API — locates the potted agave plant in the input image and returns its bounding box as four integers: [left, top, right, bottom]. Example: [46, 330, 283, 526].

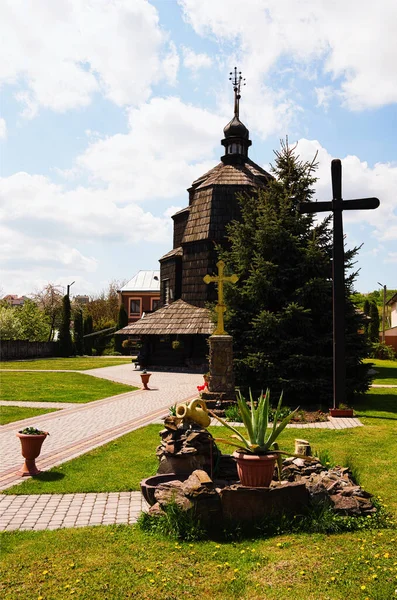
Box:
[16, 427, 49, 476]
[210, 389, 307, 487]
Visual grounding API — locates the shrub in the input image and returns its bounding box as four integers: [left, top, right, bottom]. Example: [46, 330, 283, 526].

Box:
[369, 342, 396, 360]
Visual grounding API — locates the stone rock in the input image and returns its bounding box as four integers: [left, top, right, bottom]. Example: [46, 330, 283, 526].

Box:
[329, 494, 361, 515]
[182, 470, 216, 497]
[292, 458, 306, 468]
[154, 481, 193, 512]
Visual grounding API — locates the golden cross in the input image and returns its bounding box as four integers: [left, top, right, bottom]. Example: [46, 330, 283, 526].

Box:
[203, 260, 238, 335]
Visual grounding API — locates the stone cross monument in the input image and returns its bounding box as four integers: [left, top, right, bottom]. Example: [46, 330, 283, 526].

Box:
[203, 260, 239, 400]
[298, 159, 380, 408]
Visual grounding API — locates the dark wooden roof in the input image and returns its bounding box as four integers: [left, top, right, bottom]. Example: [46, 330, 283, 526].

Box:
[159, 247, 183, 262]
[115, 299, 214, 335]
[191, 158, 271, 189]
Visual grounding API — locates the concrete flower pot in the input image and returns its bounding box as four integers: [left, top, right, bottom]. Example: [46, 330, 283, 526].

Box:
[16, 432, 48, 476]
[233, 452, 277, 487]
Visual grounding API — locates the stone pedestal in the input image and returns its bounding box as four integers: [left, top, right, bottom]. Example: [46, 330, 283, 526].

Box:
[207, 335, 235, 399]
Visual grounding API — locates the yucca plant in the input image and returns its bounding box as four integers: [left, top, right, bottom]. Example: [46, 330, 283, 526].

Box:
[210, 389, 299, 455]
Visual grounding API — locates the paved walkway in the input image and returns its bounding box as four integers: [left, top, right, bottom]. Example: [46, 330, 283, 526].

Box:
[0, 363, 365, 531]
[0, 492, 148, 531]
[0, 366, 199, 490]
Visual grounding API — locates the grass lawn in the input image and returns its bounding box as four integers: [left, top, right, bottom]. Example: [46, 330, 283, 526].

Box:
[1, 388, 396, 600]
[1, 526, 395, 600]
[364, 357, 397, 385]
[0, 372, 137, 404]
[0, 405, 58, 425]
[0, 357, 133, 370]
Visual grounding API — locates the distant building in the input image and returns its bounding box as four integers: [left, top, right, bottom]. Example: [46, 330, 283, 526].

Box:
[73, 295, 90, 306]
[3, 295, 26, 306]
[385, 292, 397, 353]
[118, 271, 160, 324]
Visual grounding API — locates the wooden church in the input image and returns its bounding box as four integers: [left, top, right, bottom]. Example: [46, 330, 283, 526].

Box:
[117, 69, 271, 368]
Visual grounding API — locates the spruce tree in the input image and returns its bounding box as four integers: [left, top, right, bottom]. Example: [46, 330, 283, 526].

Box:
[368, 301, 380, 343]
[58, 295, 73, 357]
[221, 140, 371, 407]
[115, 304, 129, 353]
[74, 309, 84, 355]
[83, 314, 93, 356]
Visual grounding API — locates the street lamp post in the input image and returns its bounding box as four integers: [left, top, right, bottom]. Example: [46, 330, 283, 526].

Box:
[377, 282, 386, 344]
[67, 281, 75, 298]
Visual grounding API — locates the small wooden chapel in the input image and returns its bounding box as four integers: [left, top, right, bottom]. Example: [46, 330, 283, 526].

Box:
[116, 69, 271, 368]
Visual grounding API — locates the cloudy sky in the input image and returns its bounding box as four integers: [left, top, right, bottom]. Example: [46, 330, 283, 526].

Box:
[1, 0, 396, 298]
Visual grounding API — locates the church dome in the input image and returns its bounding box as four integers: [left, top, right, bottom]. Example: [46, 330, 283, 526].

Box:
[223, 115, 249, 139]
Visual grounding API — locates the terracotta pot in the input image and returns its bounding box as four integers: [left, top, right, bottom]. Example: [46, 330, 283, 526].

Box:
[329, 408, 354, 418]
[233, 451, 277, 487]
[140, 372, 151, 390]
[16, 432, 48, 476]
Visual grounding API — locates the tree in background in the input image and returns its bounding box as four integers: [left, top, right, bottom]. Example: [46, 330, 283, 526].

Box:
[86, 280, 123, 331]
[0, 304, 23, 340]
[73, 309, 84, 356]
[221, 140, 371, 407]
[83, 314, 93, 356]
[31, 284, 63, 341]
[17, 299, 51, 341]
[115, 303, 129, 353]
[0, 300, 50, 341]
[368, 301, 380, 343]
[58, 295, 73, 357]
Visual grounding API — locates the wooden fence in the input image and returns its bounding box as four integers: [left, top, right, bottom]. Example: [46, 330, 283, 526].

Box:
[0, 340, 58, 361]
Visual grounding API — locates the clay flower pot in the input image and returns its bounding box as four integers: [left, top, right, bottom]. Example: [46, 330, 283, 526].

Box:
[233, 451, 277, 487]
[330, 408, 354, 418]
[16, 430, 48, 476]
[140, 372, 151, 390]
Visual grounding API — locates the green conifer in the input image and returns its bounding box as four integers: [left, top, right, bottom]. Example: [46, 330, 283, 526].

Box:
[221, 140, 371, 407]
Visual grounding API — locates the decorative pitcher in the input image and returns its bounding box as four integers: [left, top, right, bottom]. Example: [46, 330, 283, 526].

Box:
[176, 398, 211, 428]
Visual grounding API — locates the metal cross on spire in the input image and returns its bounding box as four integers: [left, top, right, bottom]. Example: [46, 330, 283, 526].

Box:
[204, 260, 239, 335]
[298, 159, 380, 409]
[229, 67, 245, 119]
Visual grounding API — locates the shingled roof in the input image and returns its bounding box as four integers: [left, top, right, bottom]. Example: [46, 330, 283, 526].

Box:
[115, 299, 214, 335]
[191, 158, 271, 190]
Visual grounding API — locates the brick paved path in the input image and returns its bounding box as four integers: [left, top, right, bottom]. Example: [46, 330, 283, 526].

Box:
[0, 492, 148, 531]
[0, 364, 365, 531]
[0, 366, 199, 490]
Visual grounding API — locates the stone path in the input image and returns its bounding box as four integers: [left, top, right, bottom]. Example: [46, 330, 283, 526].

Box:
[0, 363, 366, 531]
[0, 492, 148, 531]
[0, 366, 199, 490]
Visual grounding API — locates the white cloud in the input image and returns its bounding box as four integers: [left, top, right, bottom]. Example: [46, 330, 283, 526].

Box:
[163, 42, 180, 85]
[0, 118, 7, 139]
[182, 47, 212, 72]
[76, 96, 225, 200]
[0, 0, 176, 116]
[178, 0, 397, 110]
[0, 96, 230, 294]
[294, 138, 397, 241]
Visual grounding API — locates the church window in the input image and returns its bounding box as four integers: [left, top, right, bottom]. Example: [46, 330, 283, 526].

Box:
[129, 298, 141, 315]
[163, 279, 170, 304]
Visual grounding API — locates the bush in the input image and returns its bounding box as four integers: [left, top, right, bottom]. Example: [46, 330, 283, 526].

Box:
[370, 342, 396, 360]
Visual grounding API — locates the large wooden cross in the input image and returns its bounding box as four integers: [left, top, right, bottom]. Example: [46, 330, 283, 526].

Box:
[204, 260, 238, 335]
[299, 159, 380, 408]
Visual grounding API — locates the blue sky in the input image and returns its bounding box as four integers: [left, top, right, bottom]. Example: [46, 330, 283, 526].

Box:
[1, 0, 396, 298]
